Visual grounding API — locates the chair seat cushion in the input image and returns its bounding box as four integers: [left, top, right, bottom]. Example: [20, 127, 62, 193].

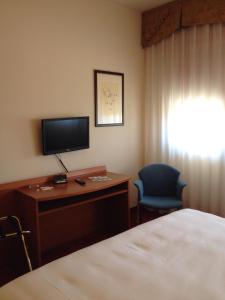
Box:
[140, 195, 182, 209]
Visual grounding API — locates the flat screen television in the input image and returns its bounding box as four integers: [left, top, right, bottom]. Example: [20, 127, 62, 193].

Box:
[42, 116, 89, 155]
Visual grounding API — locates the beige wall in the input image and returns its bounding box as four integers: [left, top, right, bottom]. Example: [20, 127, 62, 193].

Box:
[0, 0, 144, 205]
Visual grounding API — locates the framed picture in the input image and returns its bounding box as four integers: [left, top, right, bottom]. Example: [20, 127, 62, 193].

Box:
[94, 70, 124, 126]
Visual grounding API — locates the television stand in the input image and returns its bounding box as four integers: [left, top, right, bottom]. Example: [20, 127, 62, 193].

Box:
[17, 167, 130, 268]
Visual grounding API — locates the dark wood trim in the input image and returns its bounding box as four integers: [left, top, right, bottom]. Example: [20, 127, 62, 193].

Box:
[94, 69, 124, 127]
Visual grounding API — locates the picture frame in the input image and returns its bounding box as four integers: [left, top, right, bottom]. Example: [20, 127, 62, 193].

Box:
[94, 70, 124, 127]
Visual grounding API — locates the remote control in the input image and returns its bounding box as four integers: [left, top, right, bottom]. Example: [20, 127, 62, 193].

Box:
[75, 177, 86, 186]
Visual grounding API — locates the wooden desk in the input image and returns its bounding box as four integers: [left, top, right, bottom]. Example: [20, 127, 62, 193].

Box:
[17, 172, 130, 268]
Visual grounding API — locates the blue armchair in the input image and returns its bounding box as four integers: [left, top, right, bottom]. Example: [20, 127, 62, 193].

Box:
[134, 164, 187, 223]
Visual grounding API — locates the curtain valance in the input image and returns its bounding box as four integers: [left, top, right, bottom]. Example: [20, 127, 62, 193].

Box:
[142, 0, 225, 47]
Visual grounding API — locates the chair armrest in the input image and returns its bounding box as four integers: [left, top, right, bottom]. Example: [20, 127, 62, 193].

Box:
[134, 179, 144, 201]
[176, 179, 187, 199]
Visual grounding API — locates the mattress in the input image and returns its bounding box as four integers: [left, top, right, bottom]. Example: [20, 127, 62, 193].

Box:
[1, 209, 225, 300]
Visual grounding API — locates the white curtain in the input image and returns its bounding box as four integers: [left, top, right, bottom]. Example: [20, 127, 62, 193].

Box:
[145, 24, 225, 217]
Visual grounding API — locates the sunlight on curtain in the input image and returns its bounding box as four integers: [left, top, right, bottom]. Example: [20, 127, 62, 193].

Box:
[145, 24, 225, 216]
[167, 96, 225, 158]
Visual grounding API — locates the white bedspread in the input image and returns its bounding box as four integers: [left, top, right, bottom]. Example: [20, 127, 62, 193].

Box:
[1, 209, 225, 300]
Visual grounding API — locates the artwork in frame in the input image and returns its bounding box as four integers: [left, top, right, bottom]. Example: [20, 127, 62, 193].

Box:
[94, 70, 124, 126]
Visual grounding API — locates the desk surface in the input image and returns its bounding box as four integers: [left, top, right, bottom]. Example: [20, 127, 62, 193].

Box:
[17, 172, 130, 202]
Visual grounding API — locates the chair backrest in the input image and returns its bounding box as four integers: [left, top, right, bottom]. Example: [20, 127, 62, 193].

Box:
[139, 164, 180, 196]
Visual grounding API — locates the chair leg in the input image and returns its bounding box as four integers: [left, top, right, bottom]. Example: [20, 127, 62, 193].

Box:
[137, 203, 141, 225]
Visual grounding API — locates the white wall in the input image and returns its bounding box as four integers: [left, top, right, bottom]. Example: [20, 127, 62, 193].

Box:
[0, 0, 144, 205]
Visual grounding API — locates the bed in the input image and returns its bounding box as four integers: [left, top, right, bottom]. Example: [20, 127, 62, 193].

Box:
[1, 209, 225, 300]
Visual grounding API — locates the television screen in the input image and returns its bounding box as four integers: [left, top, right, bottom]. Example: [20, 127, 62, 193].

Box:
[42, 116, 89, 155]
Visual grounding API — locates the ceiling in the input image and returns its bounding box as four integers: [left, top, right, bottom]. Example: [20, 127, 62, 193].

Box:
[113, 0, 171, 12]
